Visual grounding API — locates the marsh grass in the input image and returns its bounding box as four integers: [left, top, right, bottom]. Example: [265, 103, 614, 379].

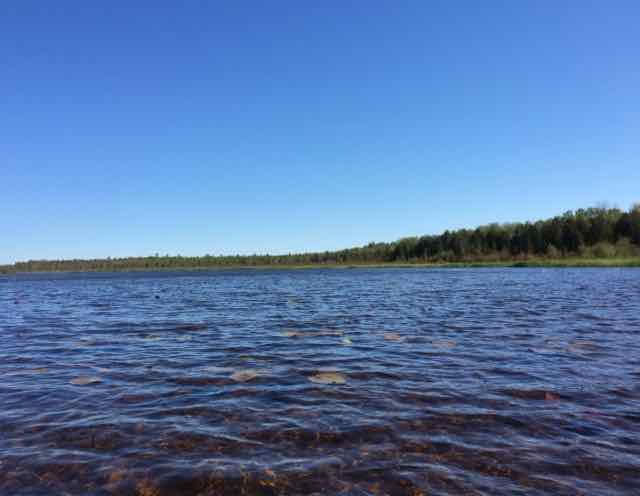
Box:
[3, 257, 639, 274]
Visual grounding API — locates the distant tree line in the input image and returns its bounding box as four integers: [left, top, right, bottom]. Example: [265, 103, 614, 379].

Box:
[2, 204, 639, 273]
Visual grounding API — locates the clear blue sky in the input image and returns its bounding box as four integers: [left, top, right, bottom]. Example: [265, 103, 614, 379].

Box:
[2, 1, 639, 263]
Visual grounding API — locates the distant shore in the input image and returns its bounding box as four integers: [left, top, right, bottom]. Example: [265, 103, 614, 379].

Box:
[2, 257, 639, 274]
[3, 205, 639, 274]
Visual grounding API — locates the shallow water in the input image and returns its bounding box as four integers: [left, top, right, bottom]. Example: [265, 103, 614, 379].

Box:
[1, 268, 639, 495]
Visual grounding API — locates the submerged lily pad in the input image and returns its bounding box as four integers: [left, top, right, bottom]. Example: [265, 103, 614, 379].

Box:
[281, 329, 342, 338]
[384, 332, 405, 342]
[281, 330, 301, 338]
[230, 369, 269, 382]
[70, 376, 102, 386]
[309, 372, 347, 385]
[567, 340, 599, 354]
[432, 339, 456, 349]
[176, 323, 207, 331]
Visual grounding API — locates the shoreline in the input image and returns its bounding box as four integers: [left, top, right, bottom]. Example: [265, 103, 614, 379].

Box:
[2, 257, 640, 274]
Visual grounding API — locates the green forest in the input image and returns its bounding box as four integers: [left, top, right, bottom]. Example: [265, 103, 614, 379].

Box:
[2, 204, 640, 273]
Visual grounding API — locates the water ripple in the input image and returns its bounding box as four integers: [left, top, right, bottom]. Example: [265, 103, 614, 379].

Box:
[1, 268, 639, 495]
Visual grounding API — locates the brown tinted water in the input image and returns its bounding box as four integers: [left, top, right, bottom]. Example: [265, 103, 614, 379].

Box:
[1, 268, 639, 495]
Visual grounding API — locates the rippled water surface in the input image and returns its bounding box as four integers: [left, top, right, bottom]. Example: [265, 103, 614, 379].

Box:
[1, 268, 640, 495]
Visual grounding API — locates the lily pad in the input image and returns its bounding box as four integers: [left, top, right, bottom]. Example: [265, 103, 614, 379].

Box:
[432, 339, 456, 349]
[342, 337, 352, 345]
[281, 330, 301, 338]
[309, 372, 347, 385]
[567, 340, 599, 354]
[281, 329, 343, 338]
[70, 376, 102, 386]
[230, 369, 269, 382]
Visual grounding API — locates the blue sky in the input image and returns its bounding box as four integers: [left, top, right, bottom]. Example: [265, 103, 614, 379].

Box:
[2, 1, 639, 263]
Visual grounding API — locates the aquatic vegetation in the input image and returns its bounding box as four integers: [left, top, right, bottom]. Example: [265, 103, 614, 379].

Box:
[2, 268, 639, 494]
[281, 329, 343, 338]
[567, 340, 600, 354]
[432, 339, 456, 349]
[230, 369, 269, 382]
[281, 329, 301, 337]
[69, 376, 101, 385]
[309, 372, 347, 384]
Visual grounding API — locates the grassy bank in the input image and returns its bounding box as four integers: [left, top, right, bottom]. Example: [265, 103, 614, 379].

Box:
[1, 257, 639, 274]
[341, 257, 640, 269]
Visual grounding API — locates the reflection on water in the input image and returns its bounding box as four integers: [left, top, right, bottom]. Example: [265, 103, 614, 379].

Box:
[1, 268, 639, 495]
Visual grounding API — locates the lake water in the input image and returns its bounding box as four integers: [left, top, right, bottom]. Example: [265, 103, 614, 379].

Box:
[1, 268, 639, 495]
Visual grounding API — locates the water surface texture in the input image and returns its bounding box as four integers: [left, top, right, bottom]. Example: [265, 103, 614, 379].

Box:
[1, 268, 639, 495]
